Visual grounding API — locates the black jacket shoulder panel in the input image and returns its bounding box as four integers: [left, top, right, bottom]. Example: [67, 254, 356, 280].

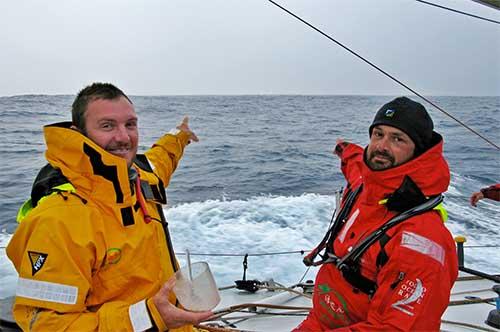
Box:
[31, 164, 68, 206]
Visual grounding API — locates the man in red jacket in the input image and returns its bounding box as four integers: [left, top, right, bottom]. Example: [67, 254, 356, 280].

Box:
[294, 97, 458, 331]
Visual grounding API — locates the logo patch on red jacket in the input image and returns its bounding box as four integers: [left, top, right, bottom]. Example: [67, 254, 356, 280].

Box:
[317, 283, 352, 326]
[28, 251, 48, 276]
[391, 278, 426, 316]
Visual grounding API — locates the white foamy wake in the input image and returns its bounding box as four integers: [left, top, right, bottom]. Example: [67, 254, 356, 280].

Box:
[1, 190, 498, 299]
[166, 193, 333, 287]
[0, 232, 18, 298]
[446, 171, 500, 273]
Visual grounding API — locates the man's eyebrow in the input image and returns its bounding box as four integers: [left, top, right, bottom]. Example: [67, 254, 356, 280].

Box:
[97, 116, 137, 122]
[97, 118, 117, 123]
[390, 132, 408, 139]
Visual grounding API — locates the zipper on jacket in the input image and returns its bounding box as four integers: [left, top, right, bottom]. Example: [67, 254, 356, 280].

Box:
[390, 272, 405, 289]
[377, 271, 405, 315]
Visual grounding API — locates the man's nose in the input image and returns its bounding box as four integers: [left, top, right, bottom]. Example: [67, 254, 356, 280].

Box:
[376, 137, 390, 152]
[114, 125, 130, 143]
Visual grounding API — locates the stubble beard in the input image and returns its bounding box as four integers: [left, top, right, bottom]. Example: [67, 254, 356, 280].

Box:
[367, 150, 395, 170]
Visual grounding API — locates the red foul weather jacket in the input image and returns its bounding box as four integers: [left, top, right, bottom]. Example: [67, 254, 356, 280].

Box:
[294, 137, 458, 331]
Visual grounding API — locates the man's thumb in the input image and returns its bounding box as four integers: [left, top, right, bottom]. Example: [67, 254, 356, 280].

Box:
[161, 277, 176, 295]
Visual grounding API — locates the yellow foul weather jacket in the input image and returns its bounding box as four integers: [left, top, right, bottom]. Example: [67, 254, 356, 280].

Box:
[7, 122, 194, 331]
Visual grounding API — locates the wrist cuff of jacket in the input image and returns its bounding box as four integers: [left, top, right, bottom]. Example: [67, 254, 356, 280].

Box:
[335, 142, 349, 156]
[155, 130, 191, 151]
[480, 186, 497, 199]
[146, 297, 169, 331]
[170, 130, 191, 146]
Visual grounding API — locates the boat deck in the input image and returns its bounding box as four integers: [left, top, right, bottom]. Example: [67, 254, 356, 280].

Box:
[0, 271, 498, 331]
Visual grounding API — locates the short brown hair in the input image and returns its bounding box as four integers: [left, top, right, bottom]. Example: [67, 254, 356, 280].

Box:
[71, 83, 132, 131]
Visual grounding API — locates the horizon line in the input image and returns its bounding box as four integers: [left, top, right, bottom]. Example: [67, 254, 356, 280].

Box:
[2, 93, 499, 98]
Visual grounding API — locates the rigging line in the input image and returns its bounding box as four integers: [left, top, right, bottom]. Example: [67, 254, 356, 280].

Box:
[221, 302, 312, 312]
[441, 320, 499, 332]
[208, 311, 309, 324]
[464, 244, 500, 248]
[1, 245, 498, 251]
[196, 324, 250, 332]
[448, 296, 496, 305]
[175, 250, 306, 257]
[267, 0, 500, 151]
[297, 266, 312, 285]
[217, 311, 309, 318]
[457, 274, 500, 281]
[472, 0, 500, 11]
[414, 0, 500, 25]
[258, 284, 313, 299]
[452, 287, 493, 295]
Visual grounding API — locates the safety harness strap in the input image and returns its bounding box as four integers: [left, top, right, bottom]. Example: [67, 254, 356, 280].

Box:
[336, 195, 444, 295]
[303, 185, 363, 266]
[375, 233, 391, 268]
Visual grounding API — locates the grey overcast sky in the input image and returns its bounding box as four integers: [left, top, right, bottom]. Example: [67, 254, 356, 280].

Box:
[1, 0, 499, 96]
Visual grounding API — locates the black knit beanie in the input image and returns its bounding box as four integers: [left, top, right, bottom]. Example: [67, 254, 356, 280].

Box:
[369, 97, 434, 155]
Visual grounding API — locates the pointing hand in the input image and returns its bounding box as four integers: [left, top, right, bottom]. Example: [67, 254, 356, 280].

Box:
[176, 116, 199, 143]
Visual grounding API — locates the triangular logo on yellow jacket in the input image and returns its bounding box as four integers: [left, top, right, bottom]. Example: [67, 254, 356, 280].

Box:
[28, 251, 48, 276]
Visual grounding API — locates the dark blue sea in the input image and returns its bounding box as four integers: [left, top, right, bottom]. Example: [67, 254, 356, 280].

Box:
[0, 95, 499, 297]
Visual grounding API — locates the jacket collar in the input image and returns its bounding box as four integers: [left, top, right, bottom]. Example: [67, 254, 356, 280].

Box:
[360, 134, 450, 205]
[44, 122, 135, 206]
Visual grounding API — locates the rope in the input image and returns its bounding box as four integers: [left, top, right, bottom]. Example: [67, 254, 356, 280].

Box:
[457, 274, 500, 281]
[414, 0, 500, 25]
[266, 0, 500, 150]
[451, 288, 494, 295]
[441, 320, 499, 332]
[218, 285, 237, 291]
[204, 302, 498, 331]
[175, 250, 306, 257]
[257, 284, 312, 299]
[1, 245, 499, 252]
[216, 303, 312, 316]
[297, 266, 311, 285]
[216, 310, 309, 319]
[195, 324, 246, 332]
[448, 297, 496, 306]
[207, 310, 309, 326]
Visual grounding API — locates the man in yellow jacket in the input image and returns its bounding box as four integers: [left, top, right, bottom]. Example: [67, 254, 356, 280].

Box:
[7, 82, 212, 331]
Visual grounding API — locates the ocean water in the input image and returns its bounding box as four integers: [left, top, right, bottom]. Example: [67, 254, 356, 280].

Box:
[0, 95, 499, 298]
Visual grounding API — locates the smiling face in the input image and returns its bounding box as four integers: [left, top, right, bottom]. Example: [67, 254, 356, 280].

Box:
[366, 125, 415, 170]
[83, 96, 139, 167]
